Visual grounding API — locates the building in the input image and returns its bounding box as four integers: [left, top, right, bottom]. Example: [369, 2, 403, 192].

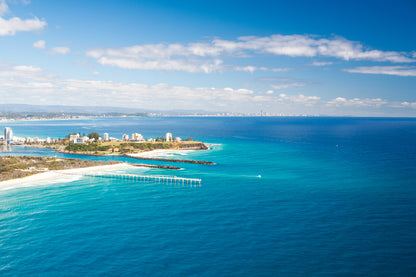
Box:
[165, 132, 172, 142]
[103, 133, 109, 141]
[46, 137, 51, 143]
[174, 137, 182, 143]
[76, 137, 89, 144]
[69, 134, 80, 143]
[4, 127, 13, 143]
[131, 133, 144, 141]
[122, 134, 129, 141]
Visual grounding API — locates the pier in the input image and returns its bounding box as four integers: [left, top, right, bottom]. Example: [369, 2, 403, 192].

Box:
[83, 172, 202, 186]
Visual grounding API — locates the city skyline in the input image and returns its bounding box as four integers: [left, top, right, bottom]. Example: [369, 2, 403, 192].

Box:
[0, 0, 416, 116]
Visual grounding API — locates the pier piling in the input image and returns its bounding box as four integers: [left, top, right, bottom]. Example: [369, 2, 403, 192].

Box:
[82, 173, 201, 186]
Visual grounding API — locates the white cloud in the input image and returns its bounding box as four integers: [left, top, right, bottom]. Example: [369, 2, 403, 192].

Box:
[0, 16, 46, 36]
[271, 67, 291, 72]
[233, 66, 290, 73]
[344, 66, 416, 77]
[277, 93, 320, 105]
[92, 71, 99, 75]
[97, 56, 223, 73]
[0, 63, 324, 111]
[13, 65, 43, 72]
[0, 64, 54, 82]
[0, 0, 46, 35]
[234, 35, 414, 63]
[271, 82, 306, 90]
[86, 48, 105, 58]
[0, 0, 9, 16]
[234, 66, 257, 73]
[311, 61, 333, 66]
[326, 97, 388, 108]
[1, 63, 415, 115]
[400, 102, 416, 109]
[86, 34, 415, 73]
[50, 46, 71, 55]
[33, 39, 45, 49]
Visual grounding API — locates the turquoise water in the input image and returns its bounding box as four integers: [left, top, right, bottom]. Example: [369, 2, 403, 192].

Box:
[1, 117, 416, 276]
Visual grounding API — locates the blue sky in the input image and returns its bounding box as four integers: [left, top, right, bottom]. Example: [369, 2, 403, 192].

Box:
[0, 0, 415, 115]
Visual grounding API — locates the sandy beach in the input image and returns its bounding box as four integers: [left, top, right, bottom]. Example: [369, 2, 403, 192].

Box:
[0, 163, 133, 190]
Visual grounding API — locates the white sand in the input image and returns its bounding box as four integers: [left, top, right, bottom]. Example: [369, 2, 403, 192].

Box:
[0, 163, 133, 190]
[126, 149, 195, 158]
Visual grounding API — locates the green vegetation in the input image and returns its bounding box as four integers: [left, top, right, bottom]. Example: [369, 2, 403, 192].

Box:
[155, 136, 166, 142]
[62, 141, 207, 155]
[88, 132, 101, 140]
[65, 143, 110, 153]
[0, 156, 118, 182]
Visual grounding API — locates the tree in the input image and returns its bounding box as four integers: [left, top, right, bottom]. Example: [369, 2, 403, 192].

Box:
[88, 132, 100, 140]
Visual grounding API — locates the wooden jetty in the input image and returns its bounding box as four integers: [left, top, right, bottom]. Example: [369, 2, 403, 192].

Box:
[83, 172, 202, 186]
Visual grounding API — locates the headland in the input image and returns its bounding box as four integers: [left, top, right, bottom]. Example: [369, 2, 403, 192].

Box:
[0, 157, 135, 189]
[0, 156, 120, 182]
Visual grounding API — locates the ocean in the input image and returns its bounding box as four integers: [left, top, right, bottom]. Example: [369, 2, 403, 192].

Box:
[1, 117, 416, 276]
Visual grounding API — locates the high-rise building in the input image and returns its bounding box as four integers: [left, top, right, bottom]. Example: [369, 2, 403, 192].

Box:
[4, 127, 13, 143]
[103, 133, 109, 141]
[131, 133, 144, 141]
[165, 132, 172, 142]
[122, 134, 129, 141]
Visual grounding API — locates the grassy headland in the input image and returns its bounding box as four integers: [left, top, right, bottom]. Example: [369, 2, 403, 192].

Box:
[48, 141, 208, 156]
[0, 156, 118, 181]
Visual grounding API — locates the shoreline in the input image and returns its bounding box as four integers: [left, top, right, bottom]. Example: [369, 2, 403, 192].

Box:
[0, 146, 214, 189]
[0, 163, 133, 190]
[57, 148, 201, 157]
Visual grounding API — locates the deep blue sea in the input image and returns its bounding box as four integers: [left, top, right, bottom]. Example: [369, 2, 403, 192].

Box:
[1, 117, 416, 276]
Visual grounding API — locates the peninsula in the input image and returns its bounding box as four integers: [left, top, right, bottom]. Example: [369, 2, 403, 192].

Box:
[0, 156, 119, 182]
[2, 128, 214, 164]
[55, 141, 208, 156]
